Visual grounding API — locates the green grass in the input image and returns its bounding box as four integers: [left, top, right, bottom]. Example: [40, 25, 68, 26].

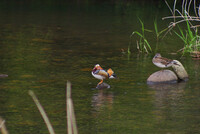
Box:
[130, 18, 152, 54]
[127, 19, 168, 54]
[162, 0, 200, 55]
[154, 19, 168, 41]
[174, 18, 200, 54]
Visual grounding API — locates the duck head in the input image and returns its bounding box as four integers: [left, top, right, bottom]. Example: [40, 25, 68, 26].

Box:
[92, 64, 103, 72]
[154, 53, 161, 58]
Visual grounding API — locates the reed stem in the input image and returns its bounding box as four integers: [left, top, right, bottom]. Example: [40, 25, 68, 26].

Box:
[0, 117, 9, 134]
[66, 81, 78, 134]
[28, 90, 55, 134]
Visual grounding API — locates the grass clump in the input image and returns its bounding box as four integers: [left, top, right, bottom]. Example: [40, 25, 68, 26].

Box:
[175, 20, 200, 54]
[130, 18, 152, 54]
[128, 18, 167, 54]
[163, 0, 200, 55]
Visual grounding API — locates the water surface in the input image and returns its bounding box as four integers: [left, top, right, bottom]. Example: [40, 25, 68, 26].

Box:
[0, 1, 200, 134]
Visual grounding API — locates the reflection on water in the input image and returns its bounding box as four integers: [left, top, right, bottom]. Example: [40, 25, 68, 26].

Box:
[150, 82, 190, 133]
[92, 89, 114, 112]
[150, 82, 186, 110]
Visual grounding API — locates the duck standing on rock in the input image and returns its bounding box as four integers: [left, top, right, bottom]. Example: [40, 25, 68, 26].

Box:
[152, 53, 179, 68]
[92, 64, 116, 86]
[147, 53, 188, 84]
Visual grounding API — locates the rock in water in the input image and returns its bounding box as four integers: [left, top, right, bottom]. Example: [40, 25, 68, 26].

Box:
[172, 60, 188, 81]
[147, 70, 178, 84]
[96, 82, 110, 89]
[0, 74, 8, 78]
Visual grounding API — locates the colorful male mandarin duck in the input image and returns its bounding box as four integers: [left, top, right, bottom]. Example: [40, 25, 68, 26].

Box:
[92, 64, 116, 85]
[152, 53, 179, 68]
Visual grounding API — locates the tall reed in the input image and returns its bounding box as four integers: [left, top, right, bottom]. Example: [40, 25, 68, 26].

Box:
[66, 81, 78, 134]
[29, 90, 55, 134]
[0, 117, 8, 134]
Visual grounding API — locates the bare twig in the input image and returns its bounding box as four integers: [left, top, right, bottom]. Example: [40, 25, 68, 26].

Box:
[173, 0, 177, 22]
[165, 0, 173, 15]
[187, 0, 193, 14]
[191, 25, 200, 28]
[164, 0, 200, 29]
[194, 0, 197, 16]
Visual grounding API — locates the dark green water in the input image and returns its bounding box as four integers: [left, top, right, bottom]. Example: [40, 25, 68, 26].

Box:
[0, 2, 200, 134]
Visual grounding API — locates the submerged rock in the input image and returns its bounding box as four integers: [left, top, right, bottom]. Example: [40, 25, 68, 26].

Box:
[96, 82, 110, 89]
[147, 70, 178, 84]
[0, 74, 8, 78]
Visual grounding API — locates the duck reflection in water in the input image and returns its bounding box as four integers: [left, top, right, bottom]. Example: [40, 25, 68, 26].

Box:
[91, 90, 114, 112]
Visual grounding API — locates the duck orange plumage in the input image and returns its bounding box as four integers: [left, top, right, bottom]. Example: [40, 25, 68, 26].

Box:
[92, 64, 116, 85]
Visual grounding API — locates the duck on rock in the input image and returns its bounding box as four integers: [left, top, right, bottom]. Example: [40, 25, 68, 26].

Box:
[147, 53, 188, 84]
[92, 64, 116, 88]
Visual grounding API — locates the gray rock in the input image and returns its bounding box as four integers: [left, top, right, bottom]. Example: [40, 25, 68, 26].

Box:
[147, 70, 178, 84]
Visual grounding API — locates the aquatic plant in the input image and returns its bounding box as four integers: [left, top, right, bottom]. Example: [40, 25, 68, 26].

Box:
[130, 18, 152, 53]
[175, 20, 200, 54]
[163, 0, 200, 54]
[154, 19, 168, 41]
[128, 19, 168, 54]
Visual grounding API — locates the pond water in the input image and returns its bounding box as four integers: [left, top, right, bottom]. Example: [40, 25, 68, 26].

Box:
[0, 1, 200, 134]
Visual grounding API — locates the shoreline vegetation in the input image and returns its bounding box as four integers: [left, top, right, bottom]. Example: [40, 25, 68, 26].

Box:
[127, 0, 200, 57]
[163, 0, 200, 57]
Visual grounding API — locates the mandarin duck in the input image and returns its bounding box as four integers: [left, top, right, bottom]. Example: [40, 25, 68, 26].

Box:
[152, 53, 179, 68]
[92, 64, 116, 85]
